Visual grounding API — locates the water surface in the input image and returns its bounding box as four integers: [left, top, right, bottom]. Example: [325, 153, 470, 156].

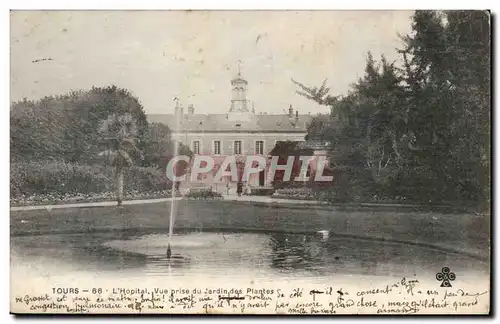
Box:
[10, 229, 488, 282]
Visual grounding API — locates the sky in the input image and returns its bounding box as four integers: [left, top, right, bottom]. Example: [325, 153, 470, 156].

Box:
[10, 10, 414, 115]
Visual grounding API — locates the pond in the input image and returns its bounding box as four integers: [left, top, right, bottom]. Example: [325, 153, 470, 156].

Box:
[10, 229, 488, 283]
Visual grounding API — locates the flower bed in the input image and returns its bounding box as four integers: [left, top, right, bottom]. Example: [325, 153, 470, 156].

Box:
[10, 190, 181, 207]
[249, 187, 275, 196]
[271, 188, 314, 200]
[184, 189, 223, 200]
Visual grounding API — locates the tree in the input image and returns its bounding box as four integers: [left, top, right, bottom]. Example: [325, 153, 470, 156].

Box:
[293, 10, 491, 209]
[400, 10, 490, 208]
[444, 10, 491, 211]
[142, 122, 173, 167]
[10, 85, 149, 165]
[294, 52, 408, 201]
[269, 141, 313, 189]
[98, 113, 143, 206]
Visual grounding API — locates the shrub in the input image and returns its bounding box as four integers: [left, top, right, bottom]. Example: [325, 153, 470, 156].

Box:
[313, 188, 345, 202]
[10, 160, 172, 198]
[10, 161, 111, 197]
[272, 188, 314, 200]
[250, 188, 275, 196]
[185, 188, 223, 200]
[123, 166, 171, 192]
[10, 189, 179, 206]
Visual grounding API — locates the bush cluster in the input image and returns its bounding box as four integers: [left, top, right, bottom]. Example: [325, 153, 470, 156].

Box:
[250, 188, 275, 196]
[10, 161, 172, 198]
[10, 189, 180, 207]
[184, 188, 223, 200]
[272, 188, 314, 200]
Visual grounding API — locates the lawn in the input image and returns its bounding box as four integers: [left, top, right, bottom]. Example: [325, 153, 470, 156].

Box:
[10, 199, 490, 261]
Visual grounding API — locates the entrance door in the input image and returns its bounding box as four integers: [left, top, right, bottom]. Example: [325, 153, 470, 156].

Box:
[259, 170, 265, 186]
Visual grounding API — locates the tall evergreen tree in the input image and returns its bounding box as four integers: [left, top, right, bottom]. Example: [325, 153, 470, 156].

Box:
[294, 10, 491, 209]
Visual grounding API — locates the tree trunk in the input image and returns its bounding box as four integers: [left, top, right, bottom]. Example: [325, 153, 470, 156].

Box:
[116, 166, 124, 206]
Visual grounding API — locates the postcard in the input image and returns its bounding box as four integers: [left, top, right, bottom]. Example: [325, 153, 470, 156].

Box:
[10, 10, 491, 315]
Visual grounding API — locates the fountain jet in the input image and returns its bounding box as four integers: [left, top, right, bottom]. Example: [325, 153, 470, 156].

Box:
[167, 98, 182, 257]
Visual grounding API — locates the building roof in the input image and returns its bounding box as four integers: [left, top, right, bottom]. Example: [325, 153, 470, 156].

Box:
[147, 113, 313, 133]
[231, 76, 248, 85]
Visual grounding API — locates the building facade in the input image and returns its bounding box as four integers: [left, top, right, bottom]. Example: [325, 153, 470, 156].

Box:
[148, 71, 315, 191]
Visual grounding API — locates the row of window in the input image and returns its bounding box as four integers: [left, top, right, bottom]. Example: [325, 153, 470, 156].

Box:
[191, 140, 265, 155]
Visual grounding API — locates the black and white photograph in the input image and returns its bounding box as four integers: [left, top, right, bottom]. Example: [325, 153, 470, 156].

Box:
[9, 10, 491, 314]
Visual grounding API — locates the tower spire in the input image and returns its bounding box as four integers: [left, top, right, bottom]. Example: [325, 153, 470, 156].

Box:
[230, 60, 248, 113]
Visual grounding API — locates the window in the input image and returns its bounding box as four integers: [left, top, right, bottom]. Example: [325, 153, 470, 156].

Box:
[213, 140, 221, 155]
[192, 141, 200, 154]
[233, 141, 242, 155]
[255, 141, 264, 155]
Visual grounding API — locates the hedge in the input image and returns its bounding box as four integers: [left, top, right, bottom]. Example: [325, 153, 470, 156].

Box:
[10, 190, 182, 207]
[10, 160, 172, 198]
[185, 188, 223, 200]
[250, 188, 275, 196]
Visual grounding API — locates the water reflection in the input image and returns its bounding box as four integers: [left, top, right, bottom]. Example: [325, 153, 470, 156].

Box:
[268, 233, 328, 271]
[10, 229, 488, 280]
[11, 232, 149, 272]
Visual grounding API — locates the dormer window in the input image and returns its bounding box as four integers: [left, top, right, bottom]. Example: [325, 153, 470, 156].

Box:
[235, 124, 241, 128]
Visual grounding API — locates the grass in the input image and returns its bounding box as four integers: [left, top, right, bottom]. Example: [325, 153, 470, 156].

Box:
[10, 199, 490, 261]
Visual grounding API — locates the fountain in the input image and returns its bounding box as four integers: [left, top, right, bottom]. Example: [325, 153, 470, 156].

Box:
[166, 153, 177, 258]
[167, 98, 182, 258]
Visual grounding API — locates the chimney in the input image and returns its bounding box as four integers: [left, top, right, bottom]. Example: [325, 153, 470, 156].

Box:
[188, 104, 194, 115]
[295, 110, 299, 119]
[288, 105, 294, 117]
